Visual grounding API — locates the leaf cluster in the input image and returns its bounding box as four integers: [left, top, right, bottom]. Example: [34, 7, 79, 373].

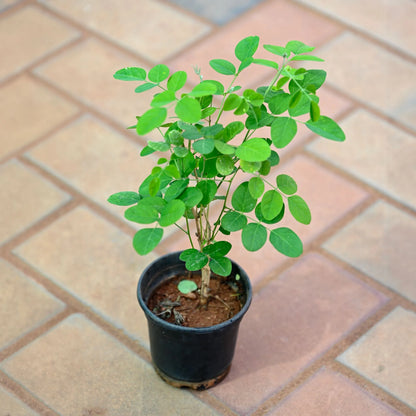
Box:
[109, 36, 345, 276]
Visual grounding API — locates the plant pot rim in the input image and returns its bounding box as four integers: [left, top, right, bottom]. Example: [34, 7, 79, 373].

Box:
[137, 251, 252, 333]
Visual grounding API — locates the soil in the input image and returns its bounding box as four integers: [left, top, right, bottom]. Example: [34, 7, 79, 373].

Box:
[147, 273, 245, 328]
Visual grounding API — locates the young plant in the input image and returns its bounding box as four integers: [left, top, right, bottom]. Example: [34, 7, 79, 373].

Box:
[108, 36, 345, 305]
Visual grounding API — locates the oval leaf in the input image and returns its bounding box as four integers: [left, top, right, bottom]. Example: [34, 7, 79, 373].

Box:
[178, 187, 203, 208]
[180, 249, 208, 271]
[196, 180, 217, 206]
[114, 67, 146, 81]
[248, 177, 265, 199]
[306, 116, 345, 142]
[288, 195, 311, 225]
[261, 190, 283, 220]
[209, 257, 232, 277]
[276, 174, 297, 195]
[158, 199, 186, 226]
[235, 36, 259, 62]
[209, 59, 236, 75]
[203, 241, 232, 258]
[193, 138, 215, 154]
[221, 211, 247, 232]
[189, 81, 218, 97]
[242, 223, 267, 251]
[175, 97, 201, 123]
[236, 138, 271, 162]
[136, 107, 167, 135]
[269, 227, 303, 257]
[178, 280, 198, 294]
[133, 228, 163, 255]
[167, 71, 187, 91]
[148, 64, 169, 83]
[107, 191, 140, 206]
[231, 182, 257, 212]
[216, 155, 235, 176]
[271, 117, 297, 148]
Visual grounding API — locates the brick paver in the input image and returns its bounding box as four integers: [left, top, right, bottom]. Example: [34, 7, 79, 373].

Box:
[0, 1, 414, 415]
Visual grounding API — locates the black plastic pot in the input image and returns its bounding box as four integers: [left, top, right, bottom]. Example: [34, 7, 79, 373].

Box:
[137, 251, 252, 390]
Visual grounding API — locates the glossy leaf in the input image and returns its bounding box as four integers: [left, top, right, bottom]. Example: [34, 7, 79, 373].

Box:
[124, 196, 165, 224]
[271, 117, 297, 148]
[203, 241, 232, 258]
[248, 177, 264, 199]
[209, 257, 232, 276]
[175, 97, 201, 123]
[151, 90, 176, 107]
[158, 199, 186, 226]
[310, 101, 320, 122]
[180, 249, 208, 271]
[261, 190, 283, 221]
[133, 228, 163, 255]
[196, 180, 217, 206]
[193, 138, 215, 154]
[269, 227, 303, 257]
[114, 67, 146, 81]
[224, 94, 242, 111]
[221, 211, 247, 232]
[288, 195, 311, 225]
[148, 64, 169, 83]
[240, 160, 261, 173]
[285, 40, 314, 55]
[136, 108, 167, 135]
[214, 140, 235, 155]
[164, 179, 189, 201]
[178, 280, 198, 294]
[178, 187, 203, 208]
[107, 191, 140, 206]
[209, 59, 236, 75]
[236, 138, 271, 162]
[242, 223, 267, 251]
[167, 71, 187, 91]
[189, 81, 218, 97]
[269, 93, 291, 115]
[276, 174, 297, 195]
[148, 141, 170, 152]
[263, 44, 287, 56]
[232, 182, 257, 212]
[216, 155, 235, 176]
[306, 116, 345, 141]
[235, 35, 259, 61]
[255, 202, 285, 224]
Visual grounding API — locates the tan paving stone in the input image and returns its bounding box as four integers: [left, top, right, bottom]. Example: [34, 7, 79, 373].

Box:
[14, 206, 156, 347]
[0, 160, 70, 244]
[308, 110, 416, 210]
[338, 307, 416, 410]
[210, 253, 387, 414]
[0, 0, 20, 11]
[0, 259, 64, 349]
[35, 38, 157, 126]
[0, 75, 79, 160]
[26, 115, 156, 214]
[39, 0, 211, 62]
[318, 32, 416, 129]
[324, 201, 416, 303]
[1, 314, 218, 416]
[167, 0, 341, 87]
[0, 5, 80, 80]
[296, 0, 416, 58]
[0, 386, 39, 416]
[269, 368, 403, 416]
[165, 155, 368, 283]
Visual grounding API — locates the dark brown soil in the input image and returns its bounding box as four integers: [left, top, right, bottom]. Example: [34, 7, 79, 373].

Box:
[147, 273, 245, 328]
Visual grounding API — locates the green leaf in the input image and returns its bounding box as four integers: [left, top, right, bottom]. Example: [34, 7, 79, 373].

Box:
[148, 176, 160, 196]
[306, 116, 345, 141]
[263, 44, 287, 56]
[268, 150, 280, 166]
[178, 187, 203, 208]
[107, 191, 140, 206]
[252, 58, 279, 69]
[179, 122, 202, 140]
[209, 59, 236, 75]
[175, 97, 201, 123]
[232, 182, 257, 212]
[276, 174, 297, 195]
[285, 40, 314, 55]
[214, 140, 235, 155]
[196, 180, 217, 206]
[248, 177, 265, 199]
[158, 199, 186, 226]
[203, 80, 225, 95]
[223, 93, 242, 111]
[255, 202, 285, 224]
[288, 195, 311, 225]
[234, 99, 249, 115]
[203, 241, 232, 258]
[164, 179, 189, 201]
[261, 190, 283, 221]
[178, 280, 198, 294]
[136, 108, 167, 135]
[164, 165, 180, 179]
[173, 146, 189, 158]
[113, 67, 146, 81]
[189, 81, 218, 97]
[151, 90, 176, 107]
[201, 107, 217, 118]
[216, 155, 235, 176]
[271, 117, 297, 148]
[133, 228, 163, 255]
[201, 124, 223, 139]
[193, 138, 215, 154]
[180, 249, 209, 271]
[235, 35, 259, 61]
[148, 64, 169, 83]
[240, 160, 261, 173]
[236, 138, 271, 162]
[310, 101, 320, 122]
[135, 83, 157, 93]
[290, 55, 324, 62]
[167, 71, 187, 91]
[124, 197, 165, 224]
[221, 211, 247, 232]
[242, 223, 267, 251]
[148, 141, 170, 152]
[222, 121, 245, 142]
[209, 257, 232, 276]
[269, 93, 291, 115]
[243, 89, 264, 107]
[269, 227, 303, 257]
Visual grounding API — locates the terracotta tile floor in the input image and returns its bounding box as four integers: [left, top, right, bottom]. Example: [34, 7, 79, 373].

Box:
[0, 1, 415, 415]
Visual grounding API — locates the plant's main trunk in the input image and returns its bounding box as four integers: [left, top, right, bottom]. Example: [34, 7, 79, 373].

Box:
[200, 263, 211, 306]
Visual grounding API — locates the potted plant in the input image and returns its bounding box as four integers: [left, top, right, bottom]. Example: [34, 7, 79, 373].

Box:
[108, 36, 345, 389]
